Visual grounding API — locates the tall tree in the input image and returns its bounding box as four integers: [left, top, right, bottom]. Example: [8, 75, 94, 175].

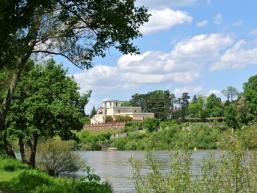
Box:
[243, 75, 257, 121]
[5, 60, 90, 167]
[222, 86, 239, 102]
[224, 104, 239, 129]
[206, 93, 223, 117]
[0, 0, 149, 135]
[188, 95, 205, 119]
[90, 106, 97, 118]
[179, 92, 190, 121]
[130, 90, 172, 120]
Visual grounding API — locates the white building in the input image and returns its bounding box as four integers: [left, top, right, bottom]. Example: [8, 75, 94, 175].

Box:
[91, 100, 154, 124]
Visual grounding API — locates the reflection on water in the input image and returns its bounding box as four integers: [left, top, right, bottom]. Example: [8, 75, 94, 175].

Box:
[78, 151, 215, 193]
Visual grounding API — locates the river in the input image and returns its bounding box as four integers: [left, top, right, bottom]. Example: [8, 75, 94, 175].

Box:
[77, 150, 215, 193]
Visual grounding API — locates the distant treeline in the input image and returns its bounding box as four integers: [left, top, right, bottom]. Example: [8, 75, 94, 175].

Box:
[116, 75, 257, 129]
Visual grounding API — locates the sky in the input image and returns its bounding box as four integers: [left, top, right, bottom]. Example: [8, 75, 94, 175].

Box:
[56, 0, 257, 112]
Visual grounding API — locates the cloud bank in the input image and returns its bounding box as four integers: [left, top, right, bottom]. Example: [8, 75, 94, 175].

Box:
[140, 8, 193, 34]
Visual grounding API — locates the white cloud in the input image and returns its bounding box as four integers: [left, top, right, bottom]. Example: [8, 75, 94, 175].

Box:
[72, 33, 257, 111]
[196, 20, 208, 27]
[74, 33, 233, 95]
[136, 0, 198, 9]
[211, 40, 257, 70]
[140, 8, 192, 34]
[174, 86, 203, 97]
[213, 14, 223, 25]
[208, 89, 222, 97]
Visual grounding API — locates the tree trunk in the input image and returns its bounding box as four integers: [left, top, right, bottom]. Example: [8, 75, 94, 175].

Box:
[28, 133, 38, 168]
[0, 58, 27, 130]
[19, 136, 27, 163]
[0, 53, 32, 157]
[3, 132, 16, 158]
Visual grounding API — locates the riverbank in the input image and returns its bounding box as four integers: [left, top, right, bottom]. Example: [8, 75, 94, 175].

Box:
[78, 122, 257, 150]
[0, 157, 112, 193]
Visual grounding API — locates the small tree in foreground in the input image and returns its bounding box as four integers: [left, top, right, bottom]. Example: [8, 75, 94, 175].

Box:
[37, 138, 84, 177]
[130, 134, 257, 193]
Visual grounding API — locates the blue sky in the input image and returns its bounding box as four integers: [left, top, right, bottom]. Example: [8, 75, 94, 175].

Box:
[56, 0, 257, 112]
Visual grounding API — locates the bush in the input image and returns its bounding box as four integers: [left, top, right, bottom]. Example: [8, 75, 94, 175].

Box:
[238, 124, 257, 149]
[78, 131, 112, 150]
[112, 138, 128, 150]
[142, 118, 160, 132]
[105, 116, 113, 123]
[124, 121, 142, 132]
[115, 115, 133, 123]
[131, 140, 257, 193]
[37, 139, 84, 176]
[0, 164, 113, 193]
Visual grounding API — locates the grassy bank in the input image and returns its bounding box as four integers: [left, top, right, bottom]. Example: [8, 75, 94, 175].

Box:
[78, 121, 257, 150]
[0, 157, 112, 193]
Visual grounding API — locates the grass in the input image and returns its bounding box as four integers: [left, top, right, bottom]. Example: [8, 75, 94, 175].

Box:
[0, 156, 113, 193]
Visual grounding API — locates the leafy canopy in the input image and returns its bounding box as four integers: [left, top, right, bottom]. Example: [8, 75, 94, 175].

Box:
[0, 0, 150, 69]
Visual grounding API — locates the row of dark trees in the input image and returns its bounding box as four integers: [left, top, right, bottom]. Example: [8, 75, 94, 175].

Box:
[126, 76, 257, 128]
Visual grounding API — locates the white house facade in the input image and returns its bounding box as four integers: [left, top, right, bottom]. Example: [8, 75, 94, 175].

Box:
[90, 100, 154, 124]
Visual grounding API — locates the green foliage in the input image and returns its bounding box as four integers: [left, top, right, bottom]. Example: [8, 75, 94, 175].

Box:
[222, 86, 239, 102]
[78, 131, 112, 150]
[131, 139, 257, 193]
[4, 60, 91, 166]
[178, 92, 190, 121]
[120, 101, 132, 107]
[224, 104, 239, 128]
[0, 157, 29, 172]
[0, 0, 150, 157]
[188, 95, 205, 120]
[124, 121, 143, 132]
[0, 156, 113, 193]
[105, 116, 113, 123]
[143, 118, 160, 132]
[0, 0, 150, 69]
[243, 74, 257, 121]
[130, 90, 173, 120]
[206, 93, 224, 117]
[112, 137, 128, 150]
[115, 115, 133, 123]
[112, 132, 146, 150]
[191, 125, 221, 149]
[37, 139, 85, 176]
[238, 124, 257, 149]
[90, 106, 97, 118]
[81, 117, 91, 125]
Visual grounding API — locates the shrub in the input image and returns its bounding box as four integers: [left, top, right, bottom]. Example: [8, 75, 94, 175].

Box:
[124, 121, 142, 132]
[131, 140, 257, 193]
[238, 124, 257, 149]
[105, 116, 113, 123]
[112, 138, 128, 150]
[142, 118, 160, 132]
[115, 115, 133, 123]
[37, 139, 84, 176]
[78, 131, 112, 150]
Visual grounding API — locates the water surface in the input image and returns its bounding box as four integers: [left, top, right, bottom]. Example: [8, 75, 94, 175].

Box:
[78, 151, 214, 193]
